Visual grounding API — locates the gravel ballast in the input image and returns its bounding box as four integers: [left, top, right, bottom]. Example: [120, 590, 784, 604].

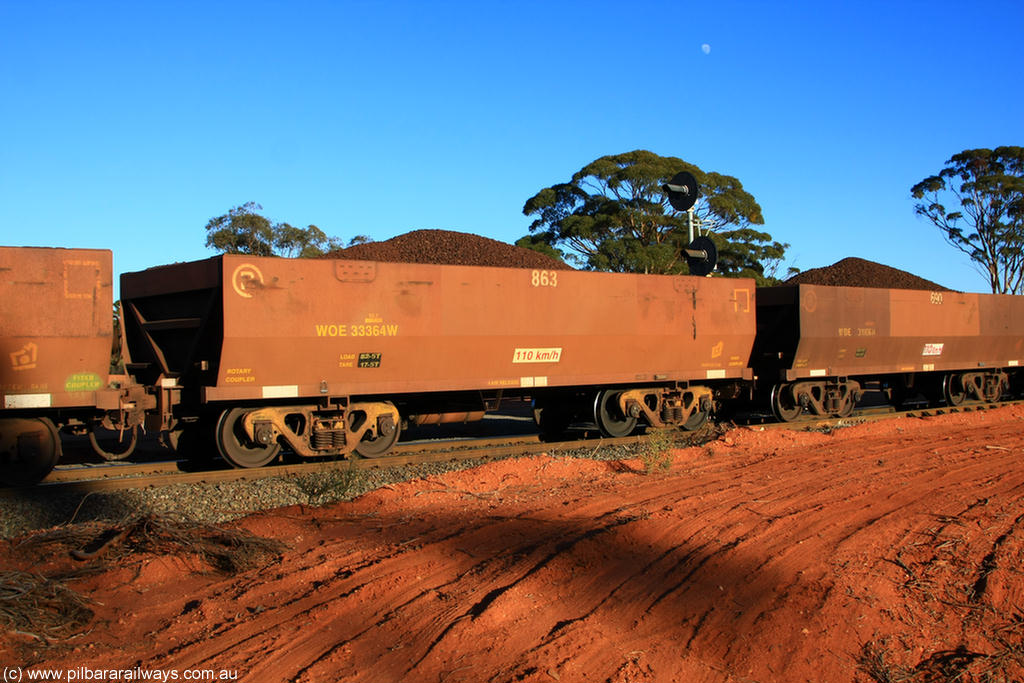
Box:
[0, 461, 478, 540]
[0, 426, 721, 540]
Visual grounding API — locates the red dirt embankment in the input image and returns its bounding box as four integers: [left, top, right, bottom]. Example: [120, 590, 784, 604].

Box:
[5, 406, 1024, 682]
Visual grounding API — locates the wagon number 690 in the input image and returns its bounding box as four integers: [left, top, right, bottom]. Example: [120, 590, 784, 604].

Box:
[531, 270, 558, 287]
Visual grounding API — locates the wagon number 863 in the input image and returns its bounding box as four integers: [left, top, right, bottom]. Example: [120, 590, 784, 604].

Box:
[531, 270, 558, 287]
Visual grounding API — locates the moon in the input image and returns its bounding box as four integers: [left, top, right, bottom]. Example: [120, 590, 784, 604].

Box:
[701, 43, 711, 55]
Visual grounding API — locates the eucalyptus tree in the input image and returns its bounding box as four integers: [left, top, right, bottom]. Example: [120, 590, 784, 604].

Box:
[204, 202, 345, 257]
[521, 150, 787, 281]
[911, 147, 1024, 294]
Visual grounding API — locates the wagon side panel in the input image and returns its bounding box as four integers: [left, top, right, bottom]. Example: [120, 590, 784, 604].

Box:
[0, 247, 113, 410]
[977, 293, 1024, 369]
[766, 285, 1020, 380]
[208, 257, 756, 401]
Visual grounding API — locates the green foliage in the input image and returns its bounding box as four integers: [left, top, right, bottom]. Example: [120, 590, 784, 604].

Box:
[521, 150, 787, 277]
[911, 146, 1024, 294]
[290, 464, 362, 505]
[274, 222, 344, 258]
[638, 429, 676, 474]
[514, 234, 568, 264]
[204, 202, 276, 256]
[714, 228, 789, 285]
[204, 202, 346, 257]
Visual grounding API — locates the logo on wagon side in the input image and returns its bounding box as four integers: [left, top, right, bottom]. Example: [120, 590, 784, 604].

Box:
[232, 264, 265, 299]
[10, 342, 37, 371]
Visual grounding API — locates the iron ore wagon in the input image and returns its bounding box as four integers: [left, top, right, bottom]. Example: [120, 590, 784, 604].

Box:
[0, 247, 148, 485]
[119, 255, 757, 467]
[753, 284, 1024, 420]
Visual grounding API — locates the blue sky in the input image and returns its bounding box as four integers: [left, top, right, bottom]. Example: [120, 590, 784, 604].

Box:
[2, 0, 1021, 294]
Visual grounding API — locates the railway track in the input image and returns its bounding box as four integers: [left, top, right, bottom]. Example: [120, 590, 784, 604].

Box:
[6, 399, 1017, 496]
[752, 397, 1018, 430]
[10, 432, 649, 495]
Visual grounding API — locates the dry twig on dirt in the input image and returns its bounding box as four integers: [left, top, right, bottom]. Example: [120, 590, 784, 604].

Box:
[0, 570, 94, 643]
[19, 514, 288, 574]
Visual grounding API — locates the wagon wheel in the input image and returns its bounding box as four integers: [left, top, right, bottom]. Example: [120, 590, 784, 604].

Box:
[942, 374, 966, 407]
[88, 424, 139, 461]
[770, 384, 802, 422]
[353, 412, 402, 458]
[594, 390, 637, 438]
[682, 407, 709, 431]
[0, 417, 62, 487]
[215, 408, 280, 468]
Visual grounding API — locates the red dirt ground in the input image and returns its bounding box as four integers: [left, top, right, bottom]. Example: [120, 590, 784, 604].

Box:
[5, 406, 1024, 683]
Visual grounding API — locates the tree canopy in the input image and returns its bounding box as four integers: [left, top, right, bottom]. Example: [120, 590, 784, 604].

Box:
[204, 202, 353, 258]
[911, 147, 1024, 294]
[521, 150, 787, 281]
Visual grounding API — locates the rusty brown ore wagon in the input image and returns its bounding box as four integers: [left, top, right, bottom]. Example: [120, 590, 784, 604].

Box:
[0, 247, 150, 485]
[120, 255, 757, 467]
[753, 284, 1024, 420]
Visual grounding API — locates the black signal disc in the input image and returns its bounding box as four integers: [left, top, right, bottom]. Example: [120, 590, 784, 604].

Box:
[663, 171, 699, 212]
[686, 235, 718, 276]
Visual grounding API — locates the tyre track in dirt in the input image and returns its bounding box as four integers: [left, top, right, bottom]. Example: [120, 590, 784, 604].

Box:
[7, 406, 1024, 682]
